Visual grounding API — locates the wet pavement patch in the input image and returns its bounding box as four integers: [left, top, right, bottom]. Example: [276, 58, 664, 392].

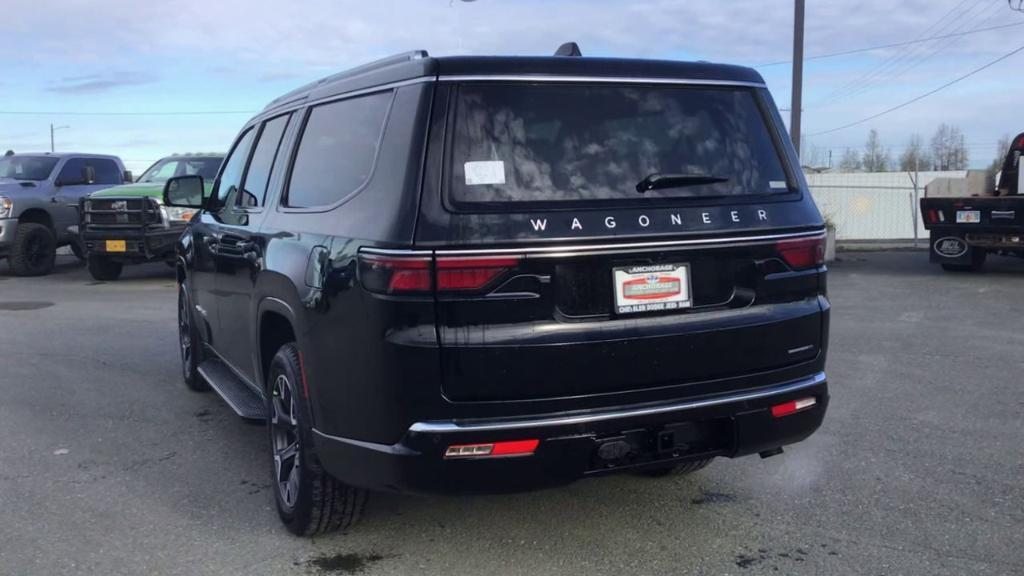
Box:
[691, 488, 736, 505]
[308, 552, 384, 574]
[0, 301, 55, 311]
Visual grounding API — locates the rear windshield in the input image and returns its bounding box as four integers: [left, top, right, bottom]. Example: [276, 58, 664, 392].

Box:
[447, 83, 792, 209]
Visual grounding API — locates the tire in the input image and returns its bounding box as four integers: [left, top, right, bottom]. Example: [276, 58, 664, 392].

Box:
[69, 240, 86, 261]
[638, 458, 713, 478]
[87, 256, 123, 281]
[267, 343, 367, 536]
[8, 222, 56, 277]
[177, 282, 208, 391]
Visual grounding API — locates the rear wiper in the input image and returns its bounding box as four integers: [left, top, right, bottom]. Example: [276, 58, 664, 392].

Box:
[635, 173, 729, 193]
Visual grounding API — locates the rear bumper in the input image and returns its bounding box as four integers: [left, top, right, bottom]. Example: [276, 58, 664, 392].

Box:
[313, 371, 828, 494]
[82, 227, 182, 261]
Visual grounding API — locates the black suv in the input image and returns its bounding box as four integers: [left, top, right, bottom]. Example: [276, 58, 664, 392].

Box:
[165, 48, 830, 535]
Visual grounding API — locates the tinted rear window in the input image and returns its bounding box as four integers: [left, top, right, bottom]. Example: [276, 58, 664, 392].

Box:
[286, 91, 392, 208]
[447, 84, 791, 209]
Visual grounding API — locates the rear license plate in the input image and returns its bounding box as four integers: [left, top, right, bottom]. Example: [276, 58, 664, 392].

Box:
[613, 263, 691, 315]
[105, 240, 126, 252]
[956, 210, 981, 224]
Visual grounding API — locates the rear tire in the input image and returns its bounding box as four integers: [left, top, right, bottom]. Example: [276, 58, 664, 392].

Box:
[87, 256, 123, 281]
[267, 343, 367, 536]
[941, 249, 986, 272]
[638, 458, 713, 478]
[9, 223, 56, 277]
[177, 282, 208, 392]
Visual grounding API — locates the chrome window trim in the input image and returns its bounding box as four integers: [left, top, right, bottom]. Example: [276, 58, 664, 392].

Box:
[436, 75, 766, 88]
[434, 229, 825, 256]
[408, 372, 826, 434]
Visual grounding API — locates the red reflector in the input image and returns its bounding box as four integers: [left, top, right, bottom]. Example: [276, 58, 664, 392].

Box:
[771, 396, 817, 418]
[444, 438, 539, 459]
[926, 209, 938, 224]
[490, 439, 540, 456]
[436, 256, 521, 291]
[775, 236, 825, 270]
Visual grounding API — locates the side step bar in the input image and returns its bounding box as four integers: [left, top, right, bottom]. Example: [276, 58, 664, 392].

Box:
[197, 359, 267, 420]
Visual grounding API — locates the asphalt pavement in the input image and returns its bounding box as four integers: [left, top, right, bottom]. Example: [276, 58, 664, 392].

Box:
[0, 251, 1022, 576]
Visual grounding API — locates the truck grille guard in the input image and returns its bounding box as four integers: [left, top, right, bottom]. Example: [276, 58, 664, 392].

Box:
[80, 196, 164, 231]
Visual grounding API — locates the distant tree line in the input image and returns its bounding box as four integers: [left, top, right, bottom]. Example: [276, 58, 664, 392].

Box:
[802, 124, 1011, 174]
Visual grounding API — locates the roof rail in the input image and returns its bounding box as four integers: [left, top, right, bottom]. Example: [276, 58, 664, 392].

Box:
[262, 50, 429, 111]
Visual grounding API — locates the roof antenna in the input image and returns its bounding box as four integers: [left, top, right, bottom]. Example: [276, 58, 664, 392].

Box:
[554, 42, 582, 57]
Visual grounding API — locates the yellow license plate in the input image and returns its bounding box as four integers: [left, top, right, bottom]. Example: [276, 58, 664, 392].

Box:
[105, 240, 127, 252]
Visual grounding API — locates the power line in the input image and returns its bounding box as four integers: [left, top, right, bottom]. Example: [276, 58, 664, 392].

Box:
[814, 0, 991, 107]
[0, 110, 256, 116]
[827, 0, 1002, 105]
[808, 41, 1024, 136]
[753, 20, 1024, 67]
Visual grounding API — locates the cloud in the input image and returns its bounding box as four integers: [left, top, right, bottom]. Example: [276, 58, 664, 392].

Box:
[46, 72, 158, 94]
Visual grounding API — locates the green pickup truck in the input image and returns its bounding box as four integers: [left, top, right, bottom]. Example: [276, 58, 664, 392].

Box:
[81, 154, 223, 280]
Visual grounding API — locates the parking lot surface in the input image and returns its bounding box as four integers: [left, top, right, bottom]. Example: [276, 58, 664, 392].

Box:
[1, 252, 1022, 576]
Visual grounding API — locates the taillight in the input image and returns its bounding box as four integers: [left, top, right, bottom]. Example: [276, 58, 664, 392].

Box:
[775, 236, 825, 270]
[436, 256, 521, 291]
[926, 209, 938, 224]
[358, 253, 432, 294]
[358, 252, 522, 294]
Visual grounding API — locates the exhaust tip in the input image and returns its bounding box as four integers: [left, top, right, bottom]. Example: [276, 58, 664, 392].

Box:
[759, 447, 784, 459]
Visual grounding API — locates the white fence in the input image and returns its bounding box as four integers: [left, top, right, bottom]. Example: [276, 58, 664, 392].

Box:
[806, 171, 967, 241]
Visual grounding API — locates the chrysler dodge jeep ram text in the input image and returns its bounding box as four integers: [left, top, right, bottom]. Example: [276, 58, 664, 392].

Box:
[81, 154, 224, 280]
[164, 46, 830, 535]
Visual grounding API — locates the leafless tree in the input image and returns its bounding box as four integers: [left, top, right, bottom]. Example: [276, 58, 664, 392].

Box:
[862, 129, 892, 172]
[930, 124, 969, 170]
[899, 134, 932, 171]
[838, 148, 861, 172]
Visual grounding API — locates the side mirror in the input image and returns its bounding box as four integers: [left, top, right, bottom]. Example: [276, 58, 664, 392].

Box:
[163, 175, 205, 209]
[123, 170, 134, 183]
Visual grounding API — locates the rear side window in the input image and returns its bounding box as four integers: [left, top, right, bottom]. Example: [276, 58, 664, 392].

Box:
[58, 158, 122, 185]
[240, 114, 290, 207]
[447, 84, 791, 209]
[285, 91, 392, 208]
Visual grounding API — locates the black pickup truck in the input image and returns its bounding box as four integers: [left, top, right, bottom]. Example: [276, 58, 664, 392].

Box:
[920, 132, 1023, 271]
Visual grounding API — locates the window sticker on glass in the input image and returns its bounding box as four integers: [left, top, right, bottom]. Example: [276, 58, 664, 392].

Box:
[464, 160, 506, 186]
[769, 180, 788, 190]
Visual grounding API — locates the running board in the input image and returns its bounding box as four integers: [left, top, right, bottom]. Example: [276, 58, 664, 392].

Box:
[197, 359, 267, 421]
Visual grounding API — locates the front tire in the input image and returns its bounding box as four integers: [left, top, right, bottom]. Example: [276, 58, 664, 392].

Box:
[177, 282, 207, 391]
[69, 240, 86, 261]
[9, 222, 56, 276]
[87, 256, 123, 281]
[267, 343, 367, 536]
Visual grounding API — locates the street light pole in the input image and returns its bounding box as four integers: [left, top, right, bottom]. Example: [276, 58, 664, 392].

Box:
[790, 0, 805, 157]
[50, 123, 69, 153]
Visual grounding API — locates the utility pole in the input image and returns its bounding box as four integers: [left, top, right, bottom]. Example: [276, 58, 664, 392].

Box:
[790, 0, 805, 156]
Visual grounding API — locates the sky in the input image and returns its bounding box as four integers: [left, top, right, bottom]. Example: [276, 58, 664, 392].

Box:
[2, 0, 1022, 174]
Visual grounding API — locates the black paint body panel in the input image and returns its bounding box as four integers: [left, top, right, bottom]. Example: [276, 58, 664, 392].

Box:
[176, 53, 830, 494]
